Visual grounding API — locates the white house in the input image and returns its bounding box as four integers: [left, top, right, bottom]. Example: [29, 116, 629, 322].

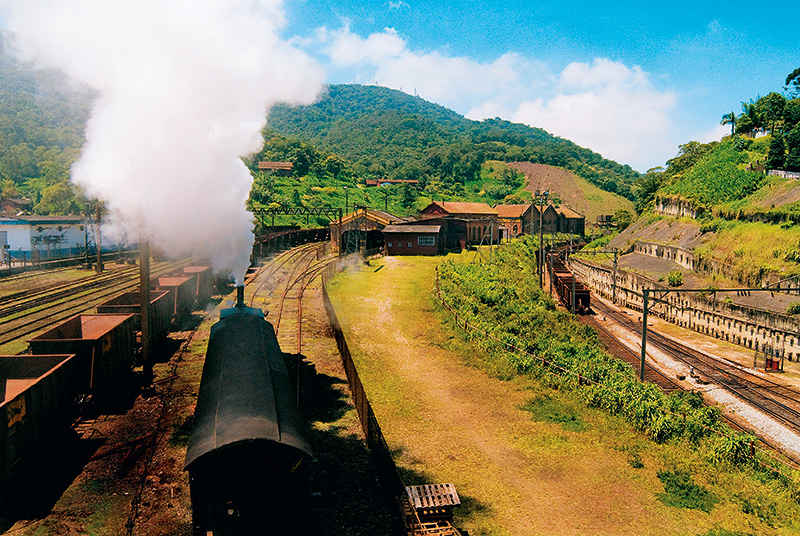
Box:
[0, 215, 98, 261]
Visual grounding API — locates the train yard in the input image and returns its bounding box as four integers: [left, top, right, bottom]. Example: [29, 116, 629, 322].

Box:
[0, 238, 397, 536]
[546, 249, 800, 466]
[3, 238, 800, 534]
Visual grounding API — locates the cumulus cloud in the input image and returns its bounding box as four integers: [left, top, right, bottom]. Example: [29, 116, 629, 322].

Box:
[2, 0, 324, 283]
[309, 25, 679, 170]
[320, 24, 542, 104]
[508, 59, 678, 169]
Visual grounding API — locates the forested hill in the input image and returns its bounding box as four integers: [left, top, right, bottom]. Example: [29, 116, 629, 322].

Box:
[266, 84, 639, 200]
[0, 33, 93, 213]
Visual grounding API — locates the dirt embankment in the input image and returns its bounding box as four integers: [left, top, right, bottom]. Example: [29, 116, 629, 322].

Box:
[508, 162, 634, 222]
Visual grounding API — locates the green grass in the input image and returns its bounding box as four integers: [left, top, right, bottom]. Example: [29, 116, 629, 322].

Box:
[657, 470, 717, 513]
[520, 393, 588, 432]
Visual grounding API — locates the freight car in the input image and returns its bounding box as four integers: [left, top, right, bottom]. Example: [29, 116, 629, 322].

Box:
[28, 314, 135, 402]
[96, 290, 173, 350]
[549, 254, 591, 313]
[152, 275, 196, 318]
[184, 287, 312, 536]
[1, 354, 77, 505]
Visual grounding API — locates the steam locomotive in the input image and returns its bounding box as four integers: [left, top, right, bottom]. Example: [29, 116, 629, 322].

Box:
[184, 286, 312, 535]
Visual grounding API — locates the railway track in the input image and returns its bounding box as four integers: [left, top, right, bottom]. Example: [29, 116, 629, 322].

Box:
[0, 260, 186, 352]
[247, 242, 335, 353]
[580, 313, 682, 393]
[591, 298, 800, 436]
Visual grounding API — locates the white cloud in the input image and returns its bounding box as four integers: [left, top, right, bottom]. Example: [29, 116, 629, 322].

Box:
[306, 25, 680, 171]
[509, 59, 678, 169]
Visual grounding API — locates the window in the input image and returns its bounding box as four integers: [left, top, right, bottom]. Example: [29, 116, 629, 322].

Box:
[388, 243, 392, 247]
[418, 236, 435, 246]
[408, 242, 412, 247]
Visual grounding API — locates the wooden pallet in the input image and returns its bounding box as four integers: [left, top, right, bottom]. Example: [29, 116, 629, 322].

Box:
[403, 484, 462, 535]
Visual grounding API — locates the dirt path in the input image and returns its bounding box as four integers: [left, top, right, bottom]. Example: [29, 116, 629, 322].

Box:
[327, 256, 723, 536]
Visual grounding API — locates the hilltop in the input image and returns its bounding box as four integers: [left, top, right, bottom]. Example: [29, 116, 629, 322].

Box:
[265, 84, 639, 201]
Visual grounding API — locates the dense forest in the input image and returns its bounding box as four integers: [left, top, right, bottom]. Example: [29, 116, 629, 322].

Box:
[0, 33, 93, 214]
[259, 84, 640, 200]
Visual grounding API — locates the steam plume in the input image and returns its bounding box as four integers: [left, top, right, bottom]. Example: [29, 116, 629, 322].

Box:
[1, 0, 323, 283]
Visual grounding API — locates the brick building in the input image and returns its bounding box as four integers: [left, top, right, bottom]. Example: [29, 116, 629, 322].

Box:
[383, 225, 443, 255]
[420, 201, 499, 245]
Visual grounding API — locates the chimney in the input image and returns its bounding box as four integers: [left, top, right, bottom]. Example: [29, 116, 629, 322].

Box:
[235, 285, 245, 308]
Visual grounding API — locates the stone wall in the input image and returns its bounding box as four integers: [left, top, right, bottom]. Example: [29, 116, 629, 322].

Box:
[571, 257, 800, 362]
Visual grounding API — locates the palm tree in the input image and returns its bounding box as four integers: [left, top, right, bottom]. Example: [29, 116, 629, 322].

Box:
[721, 112, 736, 136]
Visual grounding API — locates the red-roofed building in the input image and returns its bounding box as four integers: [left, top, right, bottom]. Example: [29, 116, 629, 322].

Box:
[383, 225, 443, 255]
[257, 161, 293, 176]
[494, 204, 534, 238]
[420, 201, 499, 245]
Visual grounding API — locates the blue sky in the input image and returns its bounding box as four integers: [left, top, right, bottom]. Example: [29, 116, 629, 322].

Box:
[280, 0, 799, 171]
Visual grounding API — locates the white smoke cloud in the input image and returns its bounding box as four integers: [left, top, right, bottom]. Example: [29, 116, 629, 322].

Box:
[1, 0, 324, 283]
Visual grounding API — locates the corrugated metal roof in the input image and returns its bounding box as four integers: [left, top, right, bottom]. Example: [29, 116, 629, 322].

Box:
[383, 225, 441, 233]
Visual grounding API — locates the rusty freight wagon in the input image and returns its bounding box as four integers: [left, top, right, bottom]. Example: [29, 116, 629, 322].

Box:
[152, 275, 196, 317]
[181, 266, 214, 302]
[1, 354, 77, 505]
[96, 290, 173, 349]
[28, 314, 135, 399]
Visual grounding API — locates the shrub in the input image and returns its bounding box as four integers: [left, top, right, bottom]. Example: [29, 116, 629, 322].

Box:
[667, 270, 683, 287]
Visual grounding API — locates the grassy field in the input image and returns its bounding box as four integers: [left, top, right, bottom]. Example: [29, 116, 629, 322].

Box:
[327, 254, 800, 536]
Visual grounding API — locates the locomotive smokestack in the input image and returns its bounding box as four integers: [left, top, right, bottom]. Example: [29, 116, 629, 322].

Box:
[235, 285, 245, 308]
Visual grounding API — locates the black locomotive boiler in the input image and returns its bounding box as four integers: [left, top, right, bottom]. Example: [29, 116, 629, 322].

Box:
[184, 287, 311, 536]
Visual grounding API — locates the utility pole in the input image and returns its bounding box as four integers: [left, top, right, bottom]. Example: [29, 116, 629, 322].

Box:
[93, 202, 104, 273]
[640, 289, 648, 381]
[140, 240, 152, 384]
[534, 190, 549, 288]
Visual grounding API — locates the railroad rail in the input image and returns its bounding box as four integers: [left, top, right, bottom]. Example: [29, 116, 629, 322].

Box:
[248, 242, 335, 353]
[580, 313, 681, 393]
[592, 298, 800, 436]
[0, 260, 186, 352]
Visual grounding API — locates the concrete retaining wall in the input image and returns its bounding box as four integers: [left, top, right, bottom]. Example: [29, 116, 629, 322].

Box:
[571, 257, 800, 362]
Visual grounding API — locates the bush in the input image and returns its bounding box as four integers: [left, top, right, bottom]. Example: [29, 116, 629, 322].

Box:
[667, 270, 683, 287]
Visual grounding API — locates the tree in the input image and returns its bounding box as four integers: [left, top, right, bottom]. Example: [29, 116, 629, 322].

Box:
[721, 112, 736, 136]
[612, 209, 634, 231]
[783, 99, 800, 131]
[736, 101, 762, 135]
[766, 133, 786, 170]
[756, 92, 786, 134]
[0, 179, 20, 200]
[400, 183, 416, 208]
[786, 125, 800, 172]
[633, 169, 664, 214]
[34, 181, 79, 214]
[786, 67, 800, 98]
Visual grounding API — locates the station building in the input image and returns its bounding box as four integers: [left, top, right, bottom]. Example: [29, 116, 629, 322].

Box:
[420, 201, 499, 245]
[0, 215, 97, 262]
